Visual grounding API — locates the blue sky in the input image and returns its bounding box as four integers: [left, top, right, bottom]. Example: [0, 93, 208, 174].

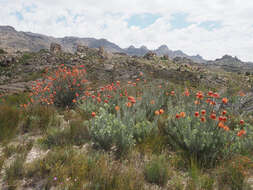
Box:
[0, 0, 253, 61]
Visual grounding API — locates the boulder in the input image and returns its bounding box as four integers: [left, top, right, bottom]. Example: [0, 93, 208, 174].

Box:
[50, 43, 62, 54]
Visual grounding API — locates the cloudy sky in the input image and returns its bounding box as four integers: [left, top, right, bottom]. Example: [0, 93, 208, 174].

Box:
[1, 0, 253, 61]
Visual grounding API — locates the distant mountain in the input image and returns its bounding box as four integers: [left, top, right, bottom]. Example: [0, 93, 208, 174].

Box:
[207, 55, 253, 65]
[0, 25, 205, 62]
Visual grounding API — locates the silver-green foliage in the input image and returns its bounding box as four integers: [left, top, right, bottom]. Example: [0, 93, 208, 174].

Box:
[88, 107, 135, 153]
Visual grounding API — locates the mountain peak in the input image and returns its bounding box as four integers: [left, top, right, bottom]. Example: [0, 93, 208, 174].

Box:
[0, 25, 16, 32]
[157, 45, 169, 50]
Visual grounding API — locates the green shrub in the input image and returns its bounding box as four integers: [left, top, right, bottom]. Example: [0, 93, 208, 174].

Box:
[0, 105, 20, 143]
[88, 107, 135, 154]
[144, 155, 169, 186]
[5, 155, 26, 189]
[217, 156, 253, 190]
[40, 120, 89, 148]
[22, 104, 58, 133]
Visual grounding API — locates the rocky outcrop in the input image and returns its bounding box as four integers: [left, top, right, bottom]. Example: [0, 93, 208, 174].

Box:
[0, 55, 16, 67]
[50, 43, 62, 54]
[144, 51, 157, 60]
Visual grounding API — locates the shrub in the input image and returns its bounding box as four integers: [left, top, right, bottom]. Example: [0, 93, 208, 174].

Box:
[30, 64, 88, 108]
[22, 104, 58, 133]
[160, 90, 252, 167]
[88, 106, 135, 154]
[5, 155, 26, 189]
[217, 156, 253, 190]
[144, 154, 169, 186]
[40, 119, 89, 148]
[0, 104, 20, 143]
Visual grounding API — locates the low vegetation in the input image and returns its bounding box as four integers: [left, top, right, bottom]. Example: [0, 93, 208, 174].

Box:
[0, 64, 253, 189]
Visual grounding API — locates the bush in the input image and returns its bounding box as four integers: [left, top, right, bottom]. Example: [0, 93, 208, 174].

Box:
[88, 106, 135, 154]
[40, 120, 89, 148]
[160, 90, 252, 167]
[144, 155, 169, 186]
[5, 155, 26, 189]
[22, 104, 58, 133]
[0, 104, 20, 143]
[30, 64, 88, 108]
[217, 155, 253, 190]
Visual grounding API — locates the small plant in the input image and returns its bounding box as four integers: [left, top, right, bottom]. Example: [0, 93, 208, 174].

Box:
[5, 155, 26, 189]
[144, 154, 169, 186]
[0, 104, 20, 143]
[217, 156, 253, 190]
[22, 104, 57, 133]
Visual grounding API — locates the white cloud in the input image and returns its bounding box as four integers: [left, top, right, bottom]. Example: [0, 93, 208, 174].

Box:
[0, 0, 253, 61]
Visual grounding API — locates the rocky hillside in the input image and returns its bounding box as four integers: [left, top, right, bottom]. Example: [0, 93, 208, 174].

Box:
[0, 25, 205, 62]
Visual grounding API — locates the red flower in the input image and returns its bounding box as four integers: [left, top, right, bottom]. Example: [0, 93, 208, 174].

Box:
[222, 110, 227, 115]
[91, 112, 96, 117]
[210, 113, 216, 120]
[196, 91, 204, 99]
[201, 110, 206, 115]
[175, 114, 180, 119]
[240, 120, 245, 125]
[201, 117, 206, 122]
[195, 112, 199, 117]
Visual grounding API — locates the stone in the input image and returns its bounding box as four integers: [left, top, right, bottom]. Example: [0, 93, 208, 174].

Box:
[50, 43, 62, 54]
[144, 51, 156, 60]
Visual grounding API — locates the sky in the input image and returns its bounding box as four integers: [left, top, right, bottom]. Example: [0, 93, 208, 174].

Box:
[0, 0, 253, 61]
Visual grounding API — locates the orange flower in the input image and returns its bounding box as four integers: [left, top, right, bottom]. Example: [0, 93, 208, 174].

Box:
[222, 97, 228, 104]
[223, 126, 230, 131]
[159, 109, 164, 114]
[115, 106, 120, 111]
[218, 122, 225, 128]
[155, 110, 160, 115]
[237, 129, 246, 137]
[180, 112, 186, 118]
[194, 100, 200, 105]
[240, 120, 245, 125]
[72, 99, 77, 103]
[195, 112, 199, 117]
[201, 110, 206, 115]
[126, 102, 132, 107]
[91, 112, 96, 117]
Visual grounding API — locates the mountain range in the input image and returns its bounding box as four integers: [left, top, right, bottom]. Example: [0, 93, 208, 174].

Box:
[0, 25, 207, 63]
[1, 25, 252, 65]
